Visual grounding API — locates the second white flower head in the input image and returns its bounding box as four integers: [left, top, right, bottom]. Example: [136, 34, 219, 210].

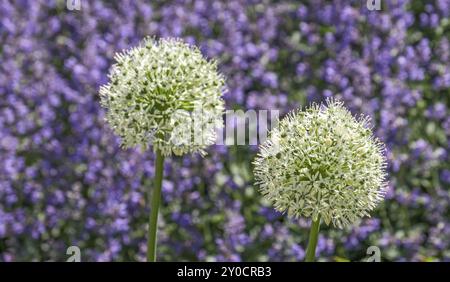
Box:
[253, 99, 387, 228]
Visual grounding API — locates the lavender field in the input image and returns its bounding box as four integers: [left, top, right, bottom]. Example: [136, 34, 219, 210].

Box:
[0, 0, 449, 262]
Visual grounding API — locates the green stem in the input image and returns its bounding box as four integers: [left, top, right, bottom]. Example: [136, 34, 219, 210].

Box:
[147, 150, 165, 262]
[305, 216, 321, 262]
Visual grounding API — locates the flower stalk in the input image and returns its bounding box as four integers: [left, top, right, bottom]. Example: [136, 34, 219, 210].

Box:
[147, 150, 164, 262]
[305, 216, 321, 262]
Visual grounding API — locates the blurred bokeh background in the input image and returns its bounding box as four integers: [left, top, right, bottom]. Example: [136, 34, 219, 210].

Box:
[0, 0, 449, 261]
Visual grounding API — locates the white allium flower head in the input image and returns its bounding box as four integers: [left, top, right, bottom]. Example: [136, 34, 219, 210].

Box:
[99, 37, 225, 156]
[253, 98, 388, 228]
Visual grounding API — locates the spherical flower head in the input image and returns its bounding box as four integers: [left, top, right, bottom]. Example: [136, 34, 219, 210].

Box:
[99, 37, 225, 156]
[253, 99, 387, 228]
